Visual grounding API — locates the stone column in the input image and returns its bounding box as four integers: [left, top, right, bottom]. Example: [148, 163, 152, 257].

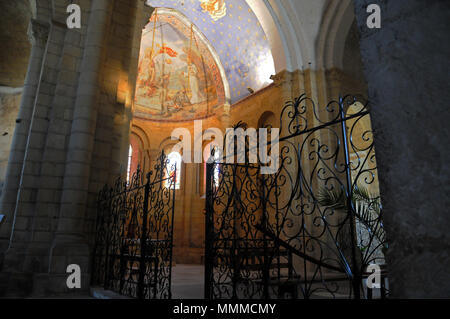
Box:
[353, 0, 450, 297]
[48, 0, 113, 278]
[0, 19, 49, 254]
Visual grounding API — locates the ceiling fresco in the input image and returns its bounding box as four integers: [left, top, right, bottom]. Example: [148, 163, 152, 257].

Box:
[136, 0, 275, 121]
[134, 9, 226, 121]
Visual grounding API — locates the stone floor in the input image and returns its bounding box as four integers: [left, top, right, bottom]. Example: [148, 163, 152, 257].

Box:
[35, 264, 384, 299]
[171, 264, 204, 299]
[89, 264, 205, 299]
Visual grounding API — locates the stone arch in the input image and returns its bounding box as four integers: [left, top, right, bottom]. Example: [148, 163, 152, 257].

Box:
[195, 128, 223, 155]
[257, 111, 276, 163]
[130, 124, 152, 172]
[187, 128, 222, 195]
[250, 0, 308, 72]
[257, 110, 276, 128]
[245, 0, 289, 72]
[159, 136, 185, 192]
[316, 0, 355, 70]
[131, 125, 151, 151]
[159, 136, 180, 153]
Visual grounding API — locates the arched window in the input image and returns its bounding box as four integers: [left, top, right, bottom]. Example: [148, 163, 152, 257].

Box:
[203, 142, 221, 188]
[166, 151, 182, 189]
[127, 145, 133, 183]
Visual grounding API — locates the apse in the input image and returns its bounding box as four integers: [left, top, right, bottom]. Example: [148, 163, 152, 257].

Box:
[134, 8, 227, 121]
[144, 0, 276, 109]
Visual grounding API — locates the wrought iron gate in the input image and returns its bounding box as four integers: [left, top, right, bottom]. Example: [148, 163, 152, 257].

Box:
[205, 94, 388, 299]
[92, 152, 176, 299]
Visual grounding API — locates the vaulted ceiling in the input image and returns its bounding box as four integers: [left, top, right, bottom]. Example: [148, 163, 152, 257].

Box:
[146, 0, 275, 105]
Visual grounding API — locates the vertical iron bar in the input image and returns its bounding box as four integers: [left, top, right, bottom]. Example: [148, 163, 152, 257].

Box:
[274, 168, 281, 285]
[299, 142, 309, 298]
[339, 95, 361, 299]
[231, 164, 238, 299]
[168, 167, 176, 299]
[204, 162, 214, 299]
[154, 153, 165, 299]
[261, 173, 269, 299]
[119, 180, 129, 294]
[91, 196, 100, 286]
[138, 174, 150, 299]
[103, 191, 113, 290]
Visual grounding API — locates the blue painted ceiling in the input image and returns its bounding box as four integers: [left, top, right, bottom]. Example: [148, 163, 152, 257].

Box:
[146, 0, 275, 105]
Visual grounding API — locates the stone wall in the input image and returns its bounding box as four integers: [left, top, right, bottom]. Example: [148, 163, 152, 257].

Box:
[0, 0, 155, 297]
[353, 0, 450, 298]
[0, 88, 23, 192]
[0, 0, 32, 87]
[0, 0, 32, 196]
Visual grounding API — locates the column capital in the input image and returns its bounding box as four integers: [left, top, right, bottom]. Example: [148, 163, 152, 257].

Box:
[27, 19, 50, 47]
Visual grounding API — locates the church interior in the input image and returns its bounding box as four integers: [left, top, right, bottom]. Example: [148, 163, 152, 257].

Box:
[0, 0, 448, 300]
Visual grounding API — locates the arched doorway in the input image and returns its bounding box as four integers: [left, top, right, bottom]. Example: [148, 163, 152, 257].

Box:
[129, 0, 279, 299]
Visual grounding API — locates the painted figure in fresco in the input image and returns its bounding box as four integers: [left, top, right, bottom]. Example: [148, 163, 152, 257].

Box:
[158, 70, 172, 115]
[188, 64, 206, 105]
[136, 47, 157, 96]
[136, 44, 180, 115]
[172, 90, 190, 111]
[199, 0, 226, 21]
[134, 13, 225, 120]
[156, 46, 178, 111]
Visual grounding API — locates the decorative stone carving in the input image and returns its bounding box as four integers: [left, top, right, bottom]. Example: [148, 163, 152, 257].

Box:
[270, 70, 293, 88]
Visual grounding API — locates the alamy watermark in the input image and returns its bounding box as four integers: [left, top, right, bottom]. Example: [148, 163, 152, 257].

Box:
[366, 264, 381, 289]
[66, 264, 81, 289]
[170, 120, 280, 174]
[66, 4, 81, 29]
[367, 4, 381, 29]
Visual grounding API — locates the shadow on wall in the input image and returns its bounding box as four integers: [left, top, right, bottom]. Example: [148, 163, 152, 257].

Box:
[0, 88, 23, 188]
[0, 0, 32, 196]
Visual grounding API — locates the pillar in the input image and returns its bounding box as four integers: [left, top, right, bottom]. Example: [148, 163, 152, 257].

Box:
[353, 0, 450, 297]
[47, 0, 113, 286]
[0, 19, 49, 256]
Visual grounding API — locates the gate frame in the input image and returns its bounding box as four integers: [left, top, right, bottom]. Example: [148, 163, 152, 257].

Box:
[204, 94, 387, 299]
[91, 152, 176, 299]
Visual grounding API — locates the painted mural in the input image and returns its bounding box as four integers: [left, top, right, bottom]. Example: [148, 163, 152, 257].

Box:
[199, 0, 227, 21]
[134, 10, 226, 121]
[146, 0, 275, 104]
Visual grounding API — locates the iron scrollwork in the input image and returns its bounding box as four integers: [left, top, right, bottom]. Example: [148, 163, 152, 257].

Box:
[205, 94, 388, 299]
[92, 152, 176, 299]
